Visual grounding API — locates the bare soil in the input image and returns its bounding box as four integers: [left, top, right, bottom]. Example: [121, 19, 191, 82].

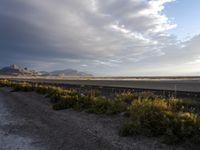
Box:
[0, 88, 198, 150]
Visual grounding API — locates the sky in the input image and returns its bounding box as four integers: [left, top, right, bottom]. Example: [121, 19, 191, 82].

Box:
[0, 0, 200, 76]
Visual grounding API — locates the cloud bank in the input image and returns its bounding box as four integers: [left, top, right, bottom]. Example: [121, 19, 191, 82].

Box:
[0, 0, 199, 75]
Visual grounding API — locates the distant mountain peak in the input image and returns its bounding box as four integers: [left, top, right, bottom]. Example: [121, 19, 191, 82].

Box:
[10, 64, 19, 69]
[0, 64, 37, 76]
[0, 65, 93, 77]
[44, 69, 92, 77]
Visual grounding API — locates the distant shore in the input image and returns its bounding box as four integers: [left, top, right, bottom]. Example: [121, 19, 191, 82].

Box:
[1, 75, 200, 81]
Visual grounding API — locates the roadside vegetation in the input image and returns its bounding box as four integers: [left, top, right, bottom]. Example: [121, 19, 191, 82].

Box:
[1, 79, 200, 145]
[119, 98, 200, 144]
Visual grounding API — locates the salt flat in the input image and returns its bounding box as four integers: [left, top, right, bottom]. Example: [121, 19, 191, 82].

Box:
[25, 79, 200, 92]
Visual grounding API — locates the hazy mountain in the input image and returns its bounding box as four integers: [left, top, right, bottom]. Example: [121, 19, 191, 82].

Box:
[0, 64, 92, 77]
[43, 69, 92, 77]
[0, 64, 38, 76]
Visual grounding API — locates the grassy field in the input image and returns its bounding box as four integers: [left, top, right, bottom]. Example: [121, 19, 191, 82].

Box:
[1, 79, 200, 145]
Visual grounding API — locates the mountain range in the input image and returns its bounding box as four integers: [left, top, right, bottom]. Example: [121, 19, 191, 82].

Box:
[0, 64, 92, 77]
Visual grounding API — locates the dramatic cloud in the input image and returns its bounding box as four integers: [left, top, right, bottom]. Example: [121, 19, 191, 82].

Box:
[0, 0, 199, 75]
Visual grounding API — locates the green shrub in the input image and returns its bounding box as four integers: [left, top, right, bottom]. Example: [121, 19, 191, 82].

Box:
[11, 82, 34, 92]
[73, 95, 93, 110]
[87, 97, 126, 115]
[120, 98, 200, 144]
[0, 79, 12, 87]
[168, 99, 200, 113]
[52, 95, 78, 110]
[51, 88, 126, 114]
[115, 92, 137, 105]
[116, 91, 160, 105]
[48, 87, 77, 103]
[34, 85, 51, 94]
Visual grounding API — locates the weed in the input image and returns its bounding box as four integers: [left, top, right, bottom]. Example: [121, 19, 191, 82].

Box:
[120, 98, 200, 144]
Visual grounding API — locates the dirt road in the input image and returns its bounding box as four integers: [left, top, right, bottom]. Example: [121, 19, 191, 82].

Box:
[0, 88, 196, 150]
